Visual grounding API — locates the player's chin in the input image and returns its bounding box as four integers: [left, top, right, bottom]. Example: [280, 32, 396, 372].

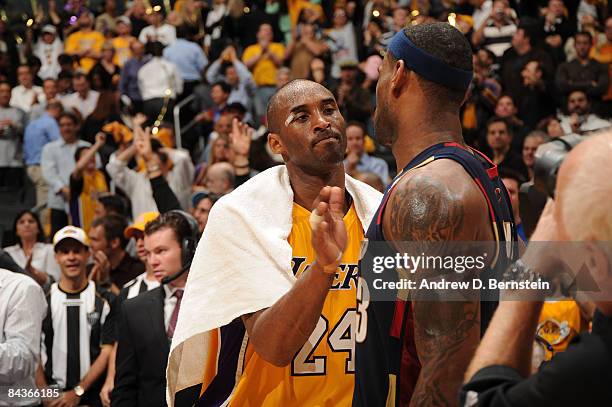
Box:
[317, 149, 344, 166]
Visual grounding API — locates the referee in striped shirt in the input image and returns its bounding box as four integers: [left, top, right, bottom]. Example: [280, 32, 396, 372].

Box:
[37, 226, 115, 406]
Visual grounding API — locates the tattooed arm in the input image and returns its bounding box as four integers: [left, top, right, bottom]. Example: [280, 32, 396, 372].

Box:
[383, 161, 493, 407]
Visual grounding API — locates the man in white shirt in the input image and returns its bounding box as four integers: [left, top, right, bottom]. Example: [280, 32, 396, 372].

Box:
[0, 82, 26, 191]
[559, 90, 611, 135]
[0, 268, 47, 407]
[138, 7, 176, 46]
[137, 41, 183, 123]
[106, 119, 193, 216]
[471, 0, 493, 31]
[60, 72, 100, 119]
[33, 25, 63, 80]
[10, 65, 45, 114]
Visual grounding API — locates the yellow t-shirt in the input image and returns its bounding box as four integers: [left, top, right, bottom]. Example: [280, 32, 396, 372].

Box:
[112, 36, 135, 67]
[65, 30, 105, 73]
[242, 43, 286, 87]
[229, 202, 363, 406]
[536, 300, 586, 361]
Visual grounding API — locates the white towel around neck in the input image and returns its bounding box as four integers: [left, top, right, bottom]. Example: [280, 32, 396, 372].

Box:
[166, 165, 382, 405]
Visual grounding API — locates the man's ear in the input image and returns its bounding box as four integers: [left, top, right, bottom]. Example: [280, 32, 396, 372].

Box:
[110, 237, 121, 251]
[390, 59, 409, 98]
[268, 132, 283, 155]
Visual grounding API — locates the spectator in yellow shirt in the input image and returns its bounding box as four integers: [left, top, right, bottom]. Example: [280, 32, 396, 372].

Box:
[112, 16, 136, 67]
[65, 11, 105, 73]
[242, 23, 285, 123]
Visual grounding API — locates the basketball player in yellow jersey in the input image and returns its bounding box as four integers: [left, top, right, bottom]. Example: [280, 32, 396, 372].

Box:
[225, 80, 370, 406]
[230, 201, 363, 405]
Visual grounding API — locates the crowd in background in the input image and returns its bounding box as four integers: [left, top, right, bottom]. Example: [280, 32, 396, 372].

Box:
[0, 0, 611, 406]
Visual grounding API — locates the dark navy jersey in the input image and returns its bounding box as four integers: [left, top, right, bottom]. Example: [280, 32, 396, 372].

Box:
[353, 142, 518, 407]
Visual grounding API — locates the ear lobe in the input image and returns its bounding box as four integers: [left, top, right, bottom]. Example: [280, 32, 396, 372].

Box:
[267, 132, 283, 155]
[390, 60, 407, 97]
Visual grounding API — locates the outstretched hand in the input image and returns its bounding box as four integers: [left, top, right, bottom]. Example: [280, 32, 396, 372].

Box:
[230, 118, 253, 157]
[311, 186, 347, 270]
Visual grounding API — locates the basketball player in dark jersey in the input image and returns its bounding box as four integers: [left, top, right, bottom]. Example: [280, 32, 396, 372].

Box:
[353, 23, 517, 406]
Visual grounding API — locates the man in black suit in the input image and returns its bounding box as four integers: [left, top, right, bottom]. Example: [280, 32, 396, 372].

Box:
[112, 211, 200, 407]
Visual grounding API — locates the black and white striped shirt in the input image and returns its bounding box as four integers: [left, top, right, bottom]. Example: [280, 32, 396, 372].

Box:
[121, 273, 160, 301]
[41, 281, 114, 390]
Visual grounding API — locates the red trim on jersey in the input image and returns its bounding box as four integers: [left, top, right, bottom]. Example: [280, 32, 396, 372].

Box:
[474, 178, 496, 222]
[444, 142, 499, 180]
[390, 299, 406, 338]
[486, 166, 499, 180]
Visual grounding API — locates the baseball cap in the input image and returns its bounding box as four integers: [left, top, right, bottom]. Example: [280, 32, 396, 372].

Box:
[53, 226, 90, 249]
[116, 15, 131, 26]
[41, 25, 57, 35]
[124, 211, 160, 238]
[339, 58, 359, 70]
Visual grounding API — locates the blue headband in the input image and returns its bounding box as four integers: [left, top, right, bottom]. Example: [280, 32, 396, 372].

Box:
[388, 30, 473, 91]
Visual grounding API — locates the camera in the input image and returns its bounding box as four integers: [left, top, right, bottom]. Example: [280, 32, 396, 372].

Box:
[519, 134, 583, 236]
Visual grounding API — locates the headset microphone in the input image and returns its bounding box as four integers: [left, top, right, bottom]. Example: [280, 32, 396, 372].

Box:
[160, 210, 200, 285]
[161, 262, 192, 285]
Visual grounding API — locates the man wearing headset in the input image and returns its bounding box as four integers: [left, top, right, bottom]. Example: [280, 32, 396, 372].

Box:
[112, 211, 200, 407]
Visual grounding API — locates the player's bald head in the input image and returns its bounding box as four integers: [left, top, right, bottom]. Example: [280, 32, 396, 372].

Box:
[557, 131, 612, 240]
[266, 80, 335, 134]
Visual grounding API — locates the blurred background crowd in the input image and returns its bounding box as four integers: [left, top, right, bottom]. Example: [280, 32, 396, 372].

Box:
[0, 0, 610, 405]
[0, 0, 610, 241]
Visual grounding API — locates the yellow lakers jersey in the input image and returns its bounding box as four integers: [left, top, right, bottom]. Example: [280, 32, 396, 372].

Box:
[535, 300, 587, 362]
[229, 202, 364, 406]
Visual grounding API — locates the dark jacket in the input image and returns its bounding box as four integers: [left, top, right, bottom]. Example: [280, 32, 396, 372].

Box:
[113, 287, 169, 407]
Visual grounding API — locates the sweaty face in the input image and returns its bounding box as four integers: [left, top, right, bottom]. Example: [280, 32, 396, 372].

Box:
[487, 122, 511, 150]
[271, 82, 346, 174]
[567, 91, 588, 115]
[374, 54, 396, 146]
